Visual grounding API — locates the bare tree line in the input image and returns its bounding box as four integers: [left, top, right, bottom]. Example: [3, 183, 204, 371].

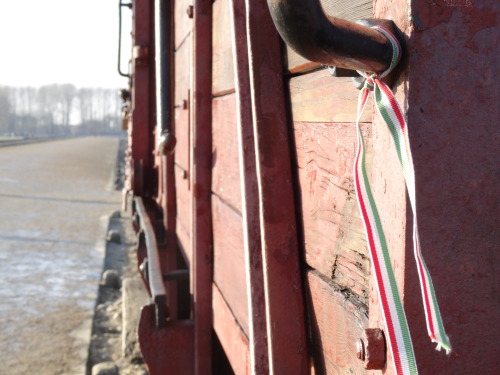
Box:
[0, 84, 122, 137]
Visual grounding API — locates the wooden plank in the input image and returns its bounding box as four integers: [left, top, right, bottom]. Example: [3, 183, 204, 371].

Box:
[212, 0, 235, 96]
[212, 195, 249, 334]
[293, 122, 370, 304]
[245, 0, 308, 372]
[289, 69, 372, 123]
[192, 1, 213, 372]
[175, 36, 192, 107]
[175, 0, 193, 49]
[286, 0, 373, 73]
[175, 164, 191, 266]
[212, 284, 250, 375]
[211, 94, 242, 213]
[230, 0, 269, 372]
[175, 106, 190, 172]
[305, 270, 367, 375]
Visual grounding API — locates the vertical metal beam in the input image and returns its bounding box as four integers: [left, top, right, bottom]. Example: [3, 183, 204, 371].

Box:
[153, 0, 178, 321]
[154, 0, 176, 154]
[192, 0, 213, 374]
[244, 0, 308, 373]
[131, 0, 153, 196]
[229, 0, 269, 373]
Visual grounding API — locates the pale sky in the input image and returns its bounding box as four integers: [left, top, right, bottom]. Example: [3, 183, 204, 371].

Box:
[0, 0, 132, 89]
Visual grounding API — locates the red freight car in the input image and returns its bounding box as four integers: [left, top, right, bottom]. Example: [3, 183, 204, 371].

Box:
[119, 0, 498, 374]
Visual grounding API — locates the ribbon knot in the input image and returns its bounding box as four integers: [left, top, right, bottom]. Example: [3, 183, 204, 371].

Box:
[352, 26, 452, 375]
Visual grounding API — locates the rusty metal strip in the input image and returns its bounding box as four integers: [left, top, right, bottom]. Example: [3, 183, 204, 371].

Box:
[245, 0, 308, 372]
[229, 0, 269, 372]
[192, 0, 214, 373]
[134, 197, 168, 327]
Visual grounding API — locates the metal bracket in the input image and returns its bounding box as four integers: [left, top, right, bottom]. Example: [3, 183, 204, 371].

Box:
[267, 0, 406, 78]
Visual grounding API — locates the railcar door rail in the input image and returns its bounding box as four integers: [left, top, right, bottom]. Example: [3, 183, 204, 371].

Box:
[118, 1, 132, 78]
[134, 197, 168, 327]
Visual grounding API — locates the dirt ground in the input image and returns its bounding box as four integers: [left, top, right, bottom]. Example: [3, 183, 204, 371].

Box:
[0, 137, 127, 375]
[85, 139, 148, 375]
[85, 210, 148, 375]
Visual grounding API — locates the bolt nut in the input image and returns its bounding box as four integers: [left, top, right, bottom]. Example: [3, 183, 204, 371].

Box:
[186, 5, 194, 18]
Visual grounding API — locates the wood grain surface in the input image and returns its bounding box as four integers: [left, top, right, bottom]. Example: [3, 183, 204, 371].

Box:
[293, 121, 370, 303]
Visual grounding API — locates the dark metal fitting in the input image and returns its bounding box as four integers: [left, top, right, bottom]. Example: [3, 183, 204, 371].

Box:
[158, 131, 177, 155]
[186, 5, 194, 18]
[358, 328, 386, 370]
[133, 45, 149, 64]
[119, 1, 132, 9]
[182, 99, 188, 110]
[328, 66, 360, 78]
[163, 269, 190, 281]
[140, 257, 149, 282]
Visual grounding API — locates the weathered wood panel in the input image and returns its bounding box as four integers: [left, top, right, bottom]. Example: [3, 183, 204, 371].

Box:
[245, 0, 308, 371]
[305, 270, 368, 375]
[286, 0, 373, 73]
[212, 94, 242, 213]
[212, 0, 235, 96]
[175, 0, 193, 49]
[212, 195, 248, 335]
[212, 284, 250, 375]
[289, 70, 372, 124]
[175, 36, 192, 107]
[293, 121, 370, 303]
[175, 106, 190, 172]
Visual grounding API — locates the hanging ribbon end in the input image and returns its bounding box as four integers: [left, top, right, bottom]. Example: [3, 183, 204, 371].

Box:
[432, 338, 452, 355]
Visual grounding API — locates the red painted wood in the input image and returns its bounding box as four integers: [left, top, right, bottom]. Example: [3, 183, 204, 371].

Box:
[293, 121, 370, 304]
[192, 1, 214, 373]
[211, 94, 242, 212]
[305, 270, 368, 374]
[212, 195, 248, 334]
[212, 284, 250, 375]
[289, 70, 372, 124]
[212, 0, 235, 96]
[230, 0, 269, 371]
[174, 0, 193, 50]
[245, 0, 308, 373]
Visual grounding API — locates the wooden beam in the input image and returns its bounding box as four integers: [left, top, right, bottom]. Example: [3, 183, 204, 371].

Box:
[245, 0, 308, 373]
[192, 0, 214, 373]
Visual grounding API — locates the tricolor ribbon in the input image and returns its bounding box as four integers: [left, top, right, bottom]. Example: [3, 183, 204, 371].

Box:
[353, 26, 451, 375]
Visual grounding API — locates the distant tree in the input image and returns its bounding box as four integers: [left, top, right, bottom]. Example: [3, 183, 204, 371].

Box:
[59, 84, 76, 128]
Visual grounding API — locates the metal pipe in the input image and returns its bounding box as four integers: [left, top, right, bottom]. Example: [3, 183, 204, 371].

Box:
[266, 0, 400, 72]
[155, 0, 176, 154]
[118, 1, 132, 78]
